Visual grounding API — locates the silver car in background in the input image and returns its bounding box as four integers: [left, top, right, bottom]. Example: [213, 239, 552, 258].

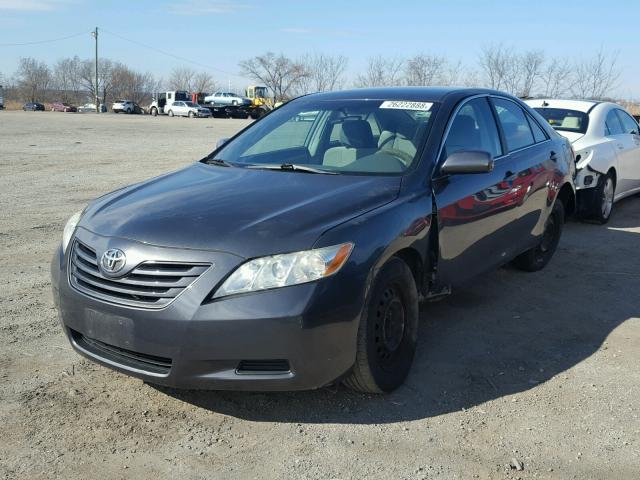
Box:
[167, 101, 212, 118]
[203, 92, 251, 106]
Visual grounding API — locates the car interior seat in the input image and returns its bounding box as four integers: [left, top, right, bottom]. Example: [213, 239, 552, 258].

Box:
[323, 120, 378, 167]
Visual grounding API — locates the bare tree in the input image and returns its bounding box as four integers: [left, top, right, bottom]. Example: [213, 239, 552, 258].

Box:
[167, 67, 196, 91]
[540, 57, 573, 97]
[571, 49, 621, 100]
[518, 50, 545, 98]
[479, 45, 511, 91]
[404, 54, 446, 86]
[354, 55, 404, 88]
[298, 53, 348, 94]
[110, 64, 157, 104]
[15, 57, 52, 103]
[479, 46, 545, 97]
[239, 52, 307, 102]
[192, 71, 217, 93]
[52, 56, 84, 103]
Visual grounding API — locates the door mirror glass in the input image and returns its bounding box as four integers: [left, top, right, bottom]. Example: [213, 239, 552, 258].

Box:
[441, 150, 494, 174]
[216, 138, 229, 149]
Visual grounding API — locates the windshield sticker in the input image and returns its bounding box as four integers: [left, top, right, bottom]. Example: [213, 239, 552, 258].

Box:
[380, 101, 433, 111]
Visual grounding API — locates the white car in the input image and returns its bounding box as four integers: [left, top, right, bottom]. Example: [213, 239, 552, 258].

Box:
[526, 99, 640, 223]
[112, 100, 135, 114]
[166, 101, 212, 118]
[203, 91, 251, 106]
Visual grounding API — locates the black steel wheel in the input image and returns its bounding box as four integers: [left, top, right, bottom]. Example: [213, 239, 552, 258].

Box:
[343, 257, 419, 393]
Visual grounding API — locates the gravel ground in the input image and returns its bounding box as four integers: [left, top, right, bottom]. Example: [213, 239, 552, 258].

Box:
[1, 111, 638, 480]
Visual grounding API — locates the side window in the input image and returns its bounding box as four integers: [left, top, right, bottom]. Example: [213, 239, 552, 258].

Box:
[492, 98, 535, 152]
[527, 114, 548, 143]
[616, 110, 639, 135]
[605, 110, 624, 136]
[444, 97, 502, 158]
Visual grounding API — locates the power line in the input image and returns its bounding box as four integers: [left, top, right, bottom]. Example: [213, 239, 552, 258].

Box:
[99, 28, 238, 77]
[0, 31, 91, 47]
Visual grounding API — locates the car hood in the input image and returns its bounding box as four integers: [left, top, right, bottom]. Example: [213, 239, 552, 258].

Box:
[80, 162, 401, 258]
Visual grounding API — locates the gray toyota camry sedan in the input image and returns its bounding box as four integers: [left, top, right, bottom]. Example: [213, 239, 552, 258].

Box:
[51, 88, 576, 393]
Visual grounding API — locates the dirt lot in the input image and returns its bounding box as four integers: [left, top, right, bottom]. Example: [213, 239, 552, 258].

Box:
[1, 111, 639, 479]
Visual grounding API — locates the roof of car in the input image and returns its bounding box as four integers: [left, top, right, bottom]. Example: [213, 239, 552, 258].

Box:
[524, 98, 603, 113]
[304, 86, 505, 102]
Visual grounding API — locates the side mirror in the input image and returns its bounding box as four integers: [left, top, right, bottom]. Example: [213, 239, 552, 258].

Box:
[441, 150, 494, 175]
[216, 138, 229, 149]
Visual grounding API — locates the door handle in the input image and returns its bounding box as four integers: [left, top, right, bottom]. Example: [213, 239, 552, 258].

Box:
[549, 151, 558, 162]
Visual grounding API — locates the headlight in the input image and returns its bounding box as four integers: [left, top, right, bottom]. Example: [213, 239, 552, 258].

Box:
[62, 210, 83, 253]
[213, 243, 354, 299]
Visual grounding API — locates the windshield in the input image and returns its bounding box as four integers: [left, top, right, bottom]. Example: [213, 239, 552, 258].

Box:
[533, 108, 589, 134]
[211, 98, 437, 175]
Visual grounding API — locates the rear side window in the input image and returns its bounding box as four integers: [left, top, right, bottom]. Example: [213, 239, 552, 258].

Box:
[605, 110, 624, 135]
[616, 110, 639, 135]
[492, 98, 535, 152]
[444, 97, 502, 158]
[527, 114, 548, 143]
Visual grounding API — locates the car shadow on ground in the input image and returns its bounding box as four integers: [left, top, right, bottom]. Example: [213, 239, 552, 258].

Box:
[154, 198, 639, 424]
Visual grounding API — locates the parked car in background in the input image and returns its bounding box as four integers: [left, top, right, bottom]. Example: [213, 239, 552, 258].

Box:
[52, 87, 576, 394]
[527, 99, 640, 223]
[166, 101, 212, 118]
[78, 103, 107, 113]
[204, 91, 251, 106]
[23, 102, 45, 111]
[50, 102, 77, 112]
[112, 100, 136, 114]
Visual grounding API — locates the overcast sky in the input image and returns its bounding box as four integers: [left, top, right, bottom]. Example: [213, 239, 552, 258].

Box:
[0, 0, 638, 98]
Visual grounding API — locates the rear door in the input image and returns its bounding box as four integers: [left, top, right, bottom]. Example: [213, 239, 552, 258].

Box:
[614, 109, 640, 194]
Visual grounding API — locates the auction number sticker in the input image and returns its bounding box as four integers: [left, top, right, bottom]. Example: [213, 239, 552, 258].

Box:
[380, 100, 433, 111]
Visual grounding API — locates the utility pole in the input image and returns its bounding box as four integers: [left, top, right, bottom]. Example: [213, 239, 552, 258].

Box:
[91, 27, 99, 113]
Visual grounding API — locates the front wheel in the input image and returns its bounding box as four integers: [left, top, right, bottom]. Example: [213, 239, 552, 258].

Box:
[188, 111, 194, 118]
[151, 107, 158, 117]
[592, 171, 615, 224]
[513, 200, 565, 272]
[343, 257, 419, 394]
[168, 110, 174, 117]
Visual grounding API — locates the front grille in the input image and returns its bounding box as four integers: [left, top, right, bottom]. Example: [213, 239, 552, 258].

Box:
[69, 240, 210, 309]
[71, 329, 171, 375]
[236, 360, 291, 374]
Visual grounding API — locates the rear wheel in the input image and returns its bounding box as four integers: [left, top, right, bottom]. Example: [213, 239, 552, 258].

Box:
[168, 110, 174, 117]
[513, 200, 564, 272]
[592, 171, 615, 224]
[343, 257, 419, 394]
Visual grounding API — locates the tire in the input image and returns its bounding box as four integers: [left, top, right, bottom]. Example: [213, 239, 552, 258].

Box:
[151, 107, 158, 117]
[343, 257, 419, 394]
[592, 171, 615, 224]
[188, 111, 194, 118]
[513, 200, 565, 272]
[168, 110, 174, 117]
[126, 108, 132, 114]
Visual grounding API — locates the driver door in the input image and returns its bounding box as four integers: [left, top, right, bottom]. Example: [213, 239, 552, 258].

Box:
[434, 96, 519, 285]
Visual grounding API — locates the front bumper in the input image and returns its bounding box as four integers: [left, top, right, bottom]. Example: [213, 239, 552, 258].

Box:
[51, 230, 362, 391]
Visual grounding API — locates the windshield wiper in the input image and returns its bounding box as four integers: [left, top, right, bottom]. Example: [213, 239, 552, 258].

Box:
[247, 163, 337, 174]
[204, 158, 233, 167]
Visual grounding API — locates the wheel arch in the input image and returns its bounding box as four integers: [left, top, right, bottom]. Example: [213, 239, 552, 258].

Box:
[557, 182, 576, 218]
[392, 247, 425, 294]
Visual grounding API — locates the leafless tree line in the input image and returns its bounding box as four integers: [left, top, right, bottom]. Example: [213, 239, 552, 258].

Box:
[240, 47, 622, 102]
[3, 46, 623, 108]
